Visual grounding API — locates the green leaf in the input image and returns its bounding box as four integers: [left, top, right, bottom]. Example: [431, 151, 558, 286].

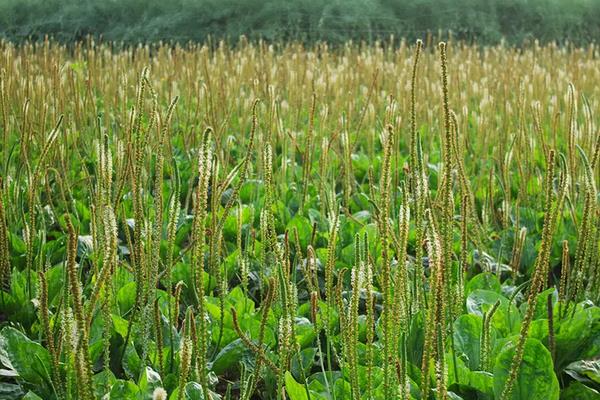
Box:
[285, 371, 308, 400]
[0, 327, 52, 388]
[519, 288, 556, 320]
[444, 352, 472, 387]
[466, 273, 501, 296]
[564, 359, 600, 385]
[453, 314, 484, 370]
[183, 382, 205, 400]
[555, 305, 600, 370]
[109, 379, 139, 399]
[406, 313, 425, 365]
[287, 215, 312, 249]
[3, 271, 37, 328]
[93, 370, 117, 399]
[117, 282, 137, 315]
[295, 317, 316, 348]
[351, 153, 372, 181]
[446, 391, 464, 399]
[466, 290, 520, 337]
[444, 351, 494, 397]
[89, 340, 105, 367]
[210, 339, 253, 375]
[291, 348, 317, 381]
[227, 286, 255, 315]
[0, 383, 25, 399]
[358, 365, 384, 395]
[22, 392, 43, 400]
[561, 382, 600, 399]
[122, 343, 142, 379]
[168, 382, 206, 400]
[308, 371, 343, 398]
[524, 319, 549, 350]
[138, 367, 163, 399]
[111, 313, 130, 338]
[333, 378, 352, 399]
[467, 371, 494, 396]
[493, 338, 559, 400]
[299, 300, 339, 335]
[45, 264, 64, 305]
[240, 179, 264, 204]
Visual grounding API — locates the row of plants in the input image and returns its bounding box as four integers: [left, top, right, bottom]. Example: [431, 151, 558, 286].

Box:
[0, 39, 598, 399]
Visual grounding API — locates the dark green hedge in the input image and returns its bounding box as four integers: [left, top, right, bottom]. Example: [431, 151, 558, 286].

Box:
[1, 0, 599, 45]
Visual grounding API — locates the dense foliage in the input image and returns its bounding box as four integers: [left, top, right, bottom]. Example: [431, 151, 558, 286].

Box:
[1, 0, 600, 45]
[0, 39, 599, 399]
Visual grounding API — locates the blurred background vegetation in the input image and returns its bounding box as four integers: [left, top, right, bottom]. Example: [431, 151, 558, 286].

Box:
[1, 0, 599, 45]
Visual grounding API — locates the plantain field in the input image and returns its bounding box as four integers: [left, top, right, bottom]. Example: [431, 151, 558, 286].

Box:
[0, 38, 599, 399]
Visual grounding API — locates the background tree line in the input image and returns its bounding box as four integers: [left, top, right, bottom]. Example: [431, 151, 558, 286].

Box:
[1, 0, 599, 45]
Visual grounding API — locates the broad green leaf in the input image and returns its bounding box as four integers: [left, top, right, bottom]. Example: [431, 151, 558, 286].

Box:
[89, 340, 105, 366]
[22, 392, 43, 400]
[291, 348, 316, 381]
[467, 371, 494, 396]
[561, 382, 600, 399]
[285, 371, 308, 400]
[0, 383, 25, 399]
[117, 282, 137, 315]
[45, 264, 64, 305]
[210, 339, 253, 375]
[307, 377, 327, 394]
[111, 313, 130, 338]
[185, 382, 205, 399]
[93, 370, 117, 399]
[466, 289, 520, 336]
[519, 288, 556, 320]
[109, 379, 139, 399]
[295, 317, 316, 348]
[564, 359, 600, 385]
[466, 272, 501, 296]
[138, 366, 163, 399]
[240, 179, 264, 204]
[223, 204, 252, 240]
[333, 378, 352, 399]
[406, 313, 425, 365]
[8, 232, 26, 254]
[555, 305, 600, 370]
[351, 153, 372, 181]
[162, 374, 178, 396]
[287, 215, 312, 249]
[358, 365, 384, 395]
[227, 285, 255, 315]
[112, 266, 135, 294]
[3, 271, 37, 328]
[0, 327, 52, 387]
[444, 352, 472, 387]
[445, 352, 494, 397]
[493, 338, 559, 400]
[308, 371, 343, 397]
[122, 343, 142, 379]
[298, 300, 339, 334]
[168, 382, 205, 400]
[527, 319, 549, 346]
[453, 314, 485, 370]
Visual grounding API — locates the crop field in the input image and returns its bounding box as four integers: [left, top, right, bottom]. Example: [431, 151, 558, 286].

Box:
[0, 38, 599, 400]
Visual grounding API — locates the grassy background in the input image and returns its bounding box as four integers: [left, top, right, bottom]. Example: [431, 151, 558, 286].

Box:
[1, 0, 599, 45]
